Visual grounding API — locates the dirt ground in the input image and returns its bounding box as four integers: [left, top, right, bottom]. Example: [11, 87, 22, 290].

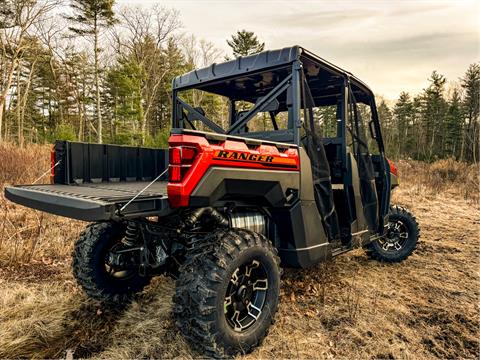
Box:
[0, 151, 478, 359]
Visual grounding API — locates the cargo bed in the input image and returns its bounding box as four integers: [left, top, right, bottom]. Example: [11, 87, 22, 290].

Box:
[5, 140, 172, 221]
[5, 181, 171, 221]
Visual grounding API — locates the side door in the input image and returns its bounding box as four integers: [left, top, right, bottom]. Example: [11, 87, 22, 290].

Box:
[347, 84, 382, 233]
[368, 98, 391, 232]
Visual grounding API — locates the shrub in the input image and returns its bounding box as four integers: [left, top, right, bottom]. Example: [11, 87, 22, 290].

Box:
[429, 158, 464, 182]
[396, 158, 479, 203]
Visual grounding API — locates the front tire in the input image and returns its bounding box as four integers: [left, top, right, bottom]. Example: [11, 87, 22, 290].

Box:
[366, 205, 420, 262]
[73, 222, 150, 304]
[173, 229, 281, 357]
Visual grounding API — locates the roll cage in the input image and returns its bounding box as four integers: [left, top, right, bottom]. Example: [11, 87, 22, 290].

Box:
[172, 46, 390, 233]
[172, 46, 383, 149]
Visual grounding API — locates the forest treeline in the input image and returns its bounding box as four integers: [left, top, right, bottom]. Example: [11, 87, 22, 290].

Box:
[0, 0, 478, 162]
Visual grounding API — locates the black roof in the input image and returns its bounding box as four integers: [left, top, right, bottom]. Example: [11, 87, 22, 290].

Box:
[173, 45, 373, 98]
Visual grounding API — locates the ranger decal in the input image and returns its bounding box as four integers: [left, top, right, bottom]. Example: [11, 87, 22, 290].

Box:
[213, 150, 297, 167]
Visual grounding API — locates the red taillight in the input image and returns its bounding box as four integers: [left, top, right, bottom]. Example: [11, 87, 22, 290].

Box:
[180, 147, 197, 163]
[169, 147, 182, 165]
[387, 158, 398, 177]
[169, 165, 182, 182]
[168, 146, 198, 182]
[50, 148, 56, 183]
[169, 146, 197, 165]
[168, 165, 192, 182]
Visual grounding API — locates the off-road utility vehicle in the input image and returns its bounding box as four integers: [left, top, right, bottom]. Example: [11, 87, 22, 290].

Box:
[5, 46, 419, 357]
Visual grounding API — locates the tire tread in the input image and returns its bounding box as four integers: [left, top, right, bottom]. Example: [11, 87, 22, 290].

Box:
[173, 229, 280, 358]
[365, 205, 420, 263]
[72, 222, 150, 304]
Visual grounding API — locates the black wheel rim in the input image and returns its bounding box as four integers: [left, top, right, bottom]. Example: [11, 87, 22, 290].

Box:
[224, 259, 268, 332]
[378, 218, 409, 252]
[104, 242, 136, 280]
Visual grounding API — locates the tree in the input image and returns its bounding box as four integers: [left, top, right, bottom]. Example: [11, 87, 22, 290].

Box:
[66, 0, 117, 144]
[181, 35, 226, 130]
[111, 5, 181, 144]
[155, 38, 189, 131]
[106, 56, 145, 144]
[460, 63, 480, 162]
[182, 35, 222, 106]
[420, 71, 448, 160]
[15, 37, 49, 146]
[393, 92, 413, 158]
[0, 0, 59, 142]
[226, 30, 264, 58]
[62, 48, 96, 142]
[376, 99, 394, 156]
[0, 0, 15, 28]
[442, 88, 463, 158]
[410, 95, 424, 159]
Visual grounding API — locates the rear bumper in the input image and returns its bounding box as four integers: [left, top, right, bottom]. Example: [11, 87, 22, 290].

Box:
[5, 184, 171, 221]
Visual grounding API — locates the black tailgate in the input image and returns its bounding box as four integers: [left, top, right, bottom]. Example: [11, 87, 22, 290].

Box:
[5, 181, 171, 221]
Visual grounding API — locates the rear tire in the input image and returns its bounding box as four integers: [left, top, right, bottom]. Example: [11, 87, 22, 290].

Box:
[173, 229, 281, 357]
[73, 222, 150, 304]
[366, 205, 420, 262]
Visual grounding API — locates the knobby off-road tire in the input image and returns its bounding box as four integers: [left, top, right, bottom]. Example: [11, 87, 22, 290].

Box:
[366, 205, 420, 262]
[73, 222, 150, 304]
[173, 229, 281, 358]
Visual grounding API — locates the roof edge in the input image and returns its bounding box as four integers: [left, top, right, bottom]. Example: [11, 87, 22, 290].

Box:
[173, 45, 373, 95]
[173, 46, 302, 90]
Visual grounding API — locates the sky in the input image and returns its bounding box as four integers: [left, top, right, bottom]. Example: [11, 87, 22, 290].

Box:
[117, 0, 479, 100]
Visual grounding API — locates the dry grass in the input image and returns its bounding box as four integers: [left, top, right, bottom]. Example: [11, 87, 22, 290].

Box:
[396, 158, 479, 204]
[0, 142, 50, 185]
[0, 144, 479, 359]
[0, 143, 82, 266]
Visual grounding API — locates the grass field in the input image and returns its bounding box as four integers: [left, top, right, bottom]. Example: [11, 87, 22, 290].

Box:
[0, 143, 478, 359]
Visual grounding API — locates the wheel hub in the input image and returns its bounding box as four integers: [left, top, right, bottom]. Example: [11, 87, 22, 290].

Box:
[237, 284, 253, 301]
[379, 219, 409, 252]
[224, 259, 268, 332]
[104, 243, 138, 280]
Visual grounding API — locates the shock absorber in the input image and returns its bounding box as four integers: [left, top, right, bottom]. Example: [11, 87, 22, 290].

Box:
[124, 221, 149, 276]
[124, 221, 140, 246]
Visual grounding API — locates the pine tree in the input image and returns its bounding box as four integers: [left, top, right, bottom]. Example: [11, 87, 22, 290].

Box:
[420, 71, 448, 160]
[155, 39, 188, 132]
[393, 92, 413, 158]
[227, 30, 265, 58]
[106, 56, 145, 144]
[66, 50, 96, 142]
[66, 0, 116, 144]
[310, 105, 336, 138]
[460, 63, 480, 162]
[411, 96, 423, 159]
[444, 88, 463, 158]
[376, 100, 394, 156]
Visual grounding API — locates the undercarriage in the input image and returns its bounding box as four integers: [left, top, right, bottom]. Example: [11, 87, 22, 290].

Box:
[99, 207, 269, 282]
